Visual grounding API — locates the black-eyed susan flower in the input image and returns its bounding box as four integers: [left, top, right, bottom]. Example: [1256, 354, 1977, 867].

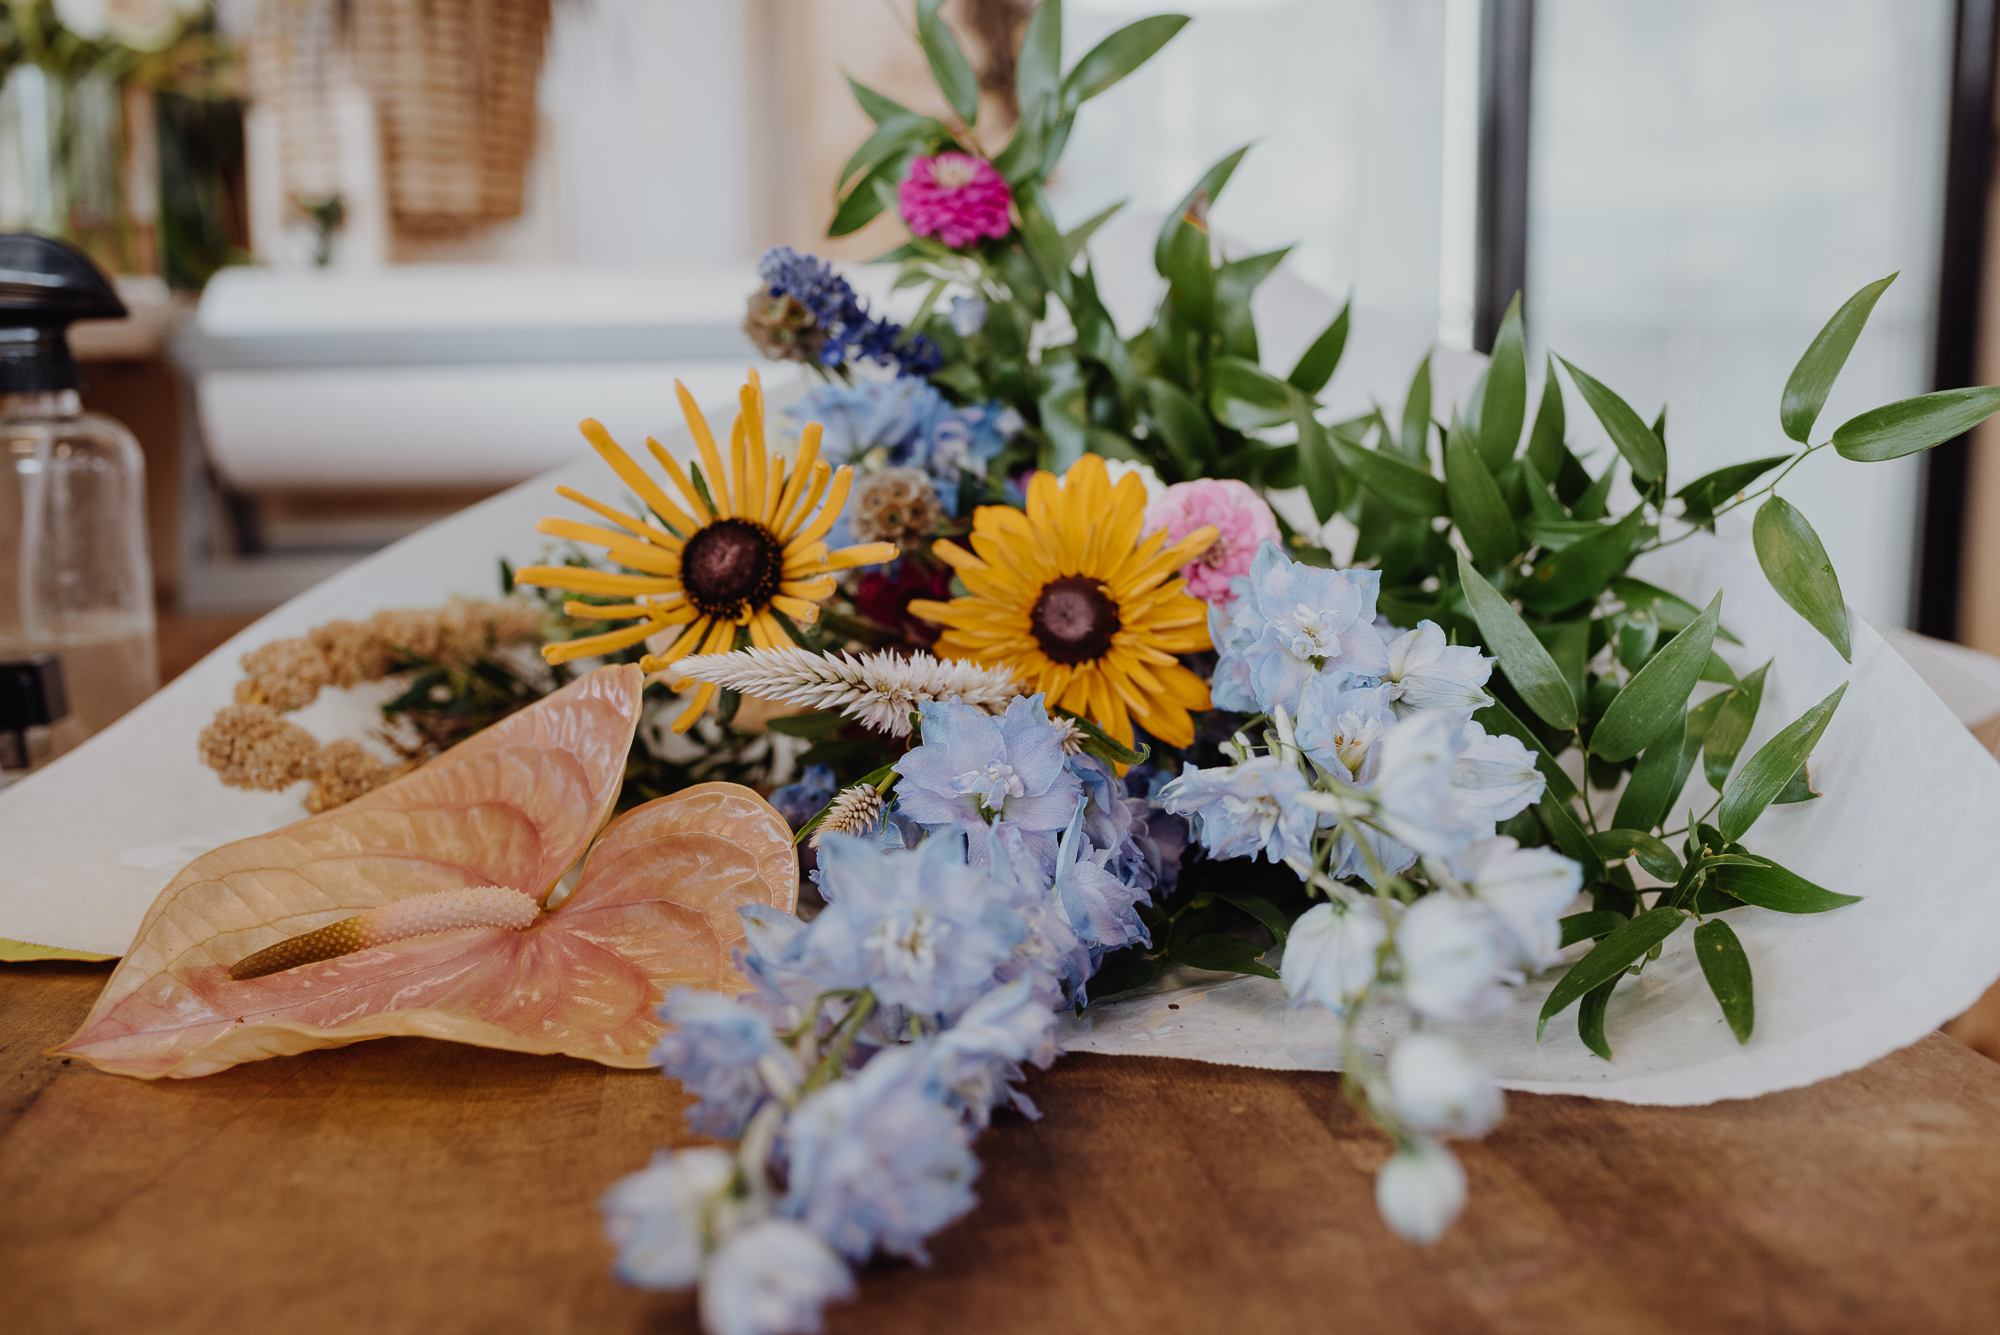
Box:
[513, 370, 896, 731]
[908, 454, 1220, 750]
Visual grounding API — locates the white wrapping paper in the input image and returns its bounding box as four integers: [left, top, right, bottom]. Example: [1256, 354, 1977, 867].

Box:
[5, 389, 2000, 1104]
[1059, 536, 2000, 1104]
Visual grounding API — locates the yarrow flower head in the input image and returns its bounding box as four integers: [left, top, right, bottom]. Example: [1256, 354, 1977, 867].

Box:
[1210, 541, 1391, 717]
[1143, 479, 1281, 607]
[898, 152, 1013, 249]
[747, 246, 939, 377]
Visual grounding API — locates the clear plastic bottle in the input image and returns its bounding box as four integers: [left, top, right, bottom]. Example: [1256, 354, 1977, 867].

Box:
[0, 234, 156, 752]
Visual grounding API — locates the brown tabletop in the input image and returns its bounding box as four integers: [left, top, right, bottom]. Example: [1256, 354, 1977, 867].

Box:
[6, 957, 2000, 1335]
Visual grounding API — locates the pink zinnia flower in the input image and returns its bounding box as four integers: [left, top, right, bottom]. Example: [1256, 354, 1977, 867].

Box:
[898, 153, 1013, 249]
[1144, 479, 1281, 607]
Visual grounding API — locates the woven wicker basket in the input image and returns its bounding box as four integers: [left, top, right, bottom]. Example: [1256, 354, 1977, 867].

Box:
[246, 0, 551, 237]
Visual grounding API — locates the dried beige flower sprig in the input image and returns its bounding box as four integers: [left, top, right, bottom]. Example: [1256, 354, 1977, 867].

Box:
[670, 645, 1021, 738]
[198, 598, 542, 813]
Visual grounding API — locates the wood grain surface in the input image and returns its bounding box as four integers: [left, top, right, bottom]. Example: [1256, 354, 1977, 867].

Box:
[5, 960, 2000, 1335]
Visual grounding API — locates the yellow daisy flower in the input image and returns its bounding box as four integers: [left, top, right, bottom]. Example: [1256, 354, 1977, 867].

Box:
[513, 370, 896, 732]
[910, 454, 1219, 750]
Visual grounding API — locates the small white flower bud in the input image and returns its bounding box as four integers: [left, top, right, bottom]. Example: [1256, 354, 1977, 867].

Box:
[1386, 1033, 1504, 1138]
[1375, 1137, 1467, 1245]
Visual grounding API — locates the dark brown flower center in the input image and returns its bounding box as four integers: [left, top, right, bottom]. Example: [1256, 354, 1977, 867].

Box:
[681, 518, 782, 619]
[1030, 576, 1121, 665]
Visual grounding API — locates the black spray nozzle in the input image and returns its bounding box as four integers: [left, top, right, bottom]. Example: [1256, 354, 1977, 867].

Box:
[0, 234, 125, 393]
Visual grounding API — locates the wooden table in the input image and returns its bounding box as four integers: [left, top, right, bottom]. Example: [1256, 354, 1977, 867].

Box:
[6, 960, 2000, 1334]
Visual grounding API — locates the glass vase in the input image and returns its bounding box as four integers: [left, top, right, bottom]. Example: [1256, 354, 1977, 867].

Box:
[0, 64, 137, 277]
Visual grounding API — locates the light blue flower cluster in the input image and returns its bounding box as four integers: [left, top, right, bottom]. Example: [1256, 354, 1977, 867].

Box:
[602, 695, 1155, 1334]
[786, 378, 1019, 518]
[1167, 540, 1542, 885]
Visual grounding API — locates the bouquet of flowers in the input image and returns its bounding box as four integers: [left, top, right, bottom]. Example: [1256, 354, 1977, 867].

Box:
[133, 3, 2000, 1331]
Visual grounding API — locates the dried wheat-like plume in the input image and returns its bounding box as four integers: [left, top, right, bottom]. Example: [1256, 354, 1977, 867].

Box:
[671, 646, 1022, 737]
[809, 783, 886, 848]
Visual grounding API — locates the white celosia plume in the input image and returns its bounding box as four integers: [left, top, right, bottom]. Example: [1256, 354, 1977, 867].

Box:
[670, 646, 1023, 737]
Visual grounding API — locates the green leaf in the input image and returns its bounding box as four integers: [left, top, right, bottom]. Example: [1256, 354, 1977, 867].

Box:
[1612, 577, 1739, 643]
[846, 76, 916, 125]
[917, 0, 982, 124]
[1015, 181, 1075, 300]
[827, 153, 906, 237]
[1475, 699, 1579, 804]
[1445, 427, 1519, 567]
[1831, 385, 2000, 462]
[1588, 829, 1684, 882]
[1217, 246, 1289, 361]
[1674, 454, 1792, 522]
[1524, 356, 1568, 480]
[1705, 855, 1861, 913]
[1288, 298, 1351, 395]
[1752, 495, 1851, 662]
[1578, 976, 1618, 1060]
[1561, 910, 1628, 948]
[1538, 793, 1603, 883]
[1591, 591, 1721, 763]
[1693, 918, 1755, 1042]
[1519, 458, 1568, 522]
[1162, 217, 1215, 329]
[1015, 0, 1063, 112]
[1539, 905, 1686, 1036]
[1558, 357, 1668, 483]
[1154, 145, 1249, 274]
[1702, 662, 1769, 792]
[1774, 764, 1820, 804]
[1064, 14, 1190, 108]
[1400, 352, 1433, 463]
[1717, 682, 1847, 843]
[1519, 508, 1647, 615]
[1294, 399, 1340, 524]
[1782, 274, 1897, 442]
[1055, 706, 1150, 767]
[1172, 932, 1278, 979]
[1146, 377, 1216, 470]
[1571, 458, 1616, 521]
[1329, 427, 1446, 516]
[1611, 707, 1687, 833]
[1458, 554, 1575, 729]
[837, 112, 947, 190]
[1089, 948, 1162, 999]
[1211, 892, 1291, 944]
[1062, 200, 1125, 265]
[1210, 355, 1293, 430]
[1481, 293, 1527, 471]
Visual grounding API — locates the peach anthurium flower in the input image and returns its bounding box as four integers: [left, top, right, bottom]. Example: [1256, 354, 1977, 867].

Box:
[58, 666, 798, 1079]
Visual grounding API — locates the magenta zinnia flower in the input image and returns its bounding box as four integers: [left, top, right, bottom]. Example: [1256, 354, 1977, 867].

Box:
[898, 154, 1012, 249]
[1144, 479, 1281, 607]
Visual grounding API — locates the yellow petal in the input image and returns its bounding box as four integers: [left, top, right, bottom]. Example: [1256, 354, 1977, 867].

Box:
[826, 542, 897, 572]
[513, 566, 680, 597]
[554, 486, 684, 549]
[644, 439, 713, 527]
[789, 466, 855, 547]
[541, 618, 664, 664]
[781, 461, 834, 541]
[577, 419, 698, 536]
[676, 381, 731, 518]
[775, 422, 822, 533]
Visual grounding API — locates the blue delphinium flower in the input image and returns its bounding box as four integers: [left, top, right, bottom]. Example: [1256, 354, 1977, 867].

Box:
[780, 1043, 980, 1264]
[787, 379, 1013, 517]
[1051, 800, 1153, 970]
[700, 1219, 856, 1335]
[768, 764, 837, 831]
[600, 1146, 738, 1289]
[754, 246, 938, 378]
[1069, 753, 1169, 899]
[982, 821, 1090, 1009]
[923, 978, 1059, 1128]
[652, 988, 792, 1139]
[1157, 754, 1317, 865]
[1212, 540, 1391, 716]
[892, 695, 1084, 874]
[1294, 678, 1396, 783]
[798, 833, 1025, 1024]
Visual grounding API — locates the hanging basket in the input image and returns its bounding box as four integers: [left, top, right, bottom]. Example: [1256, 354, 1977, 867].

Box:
[246, 0, 551, 238]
